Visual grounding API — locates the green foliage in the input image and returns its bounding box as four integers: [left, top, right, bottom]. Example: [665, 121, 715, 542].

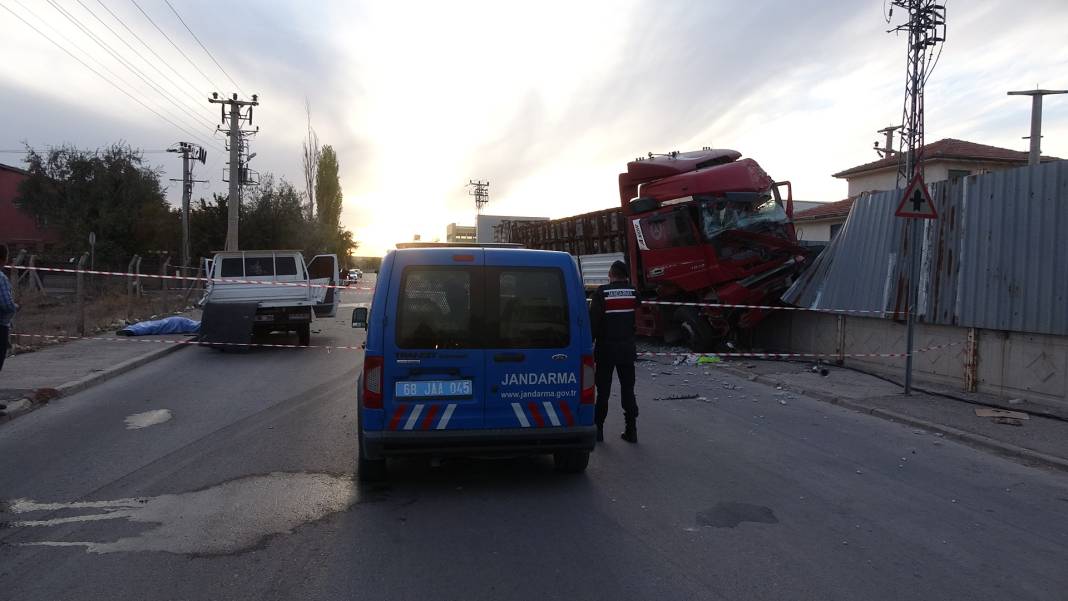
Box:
[15, 143, 360, 267]
[17, 144, 176, 263]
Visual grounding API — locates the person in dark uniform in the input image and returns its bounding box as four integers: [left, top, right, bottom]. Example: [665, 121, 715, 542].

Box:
[588, 260, 639, 443]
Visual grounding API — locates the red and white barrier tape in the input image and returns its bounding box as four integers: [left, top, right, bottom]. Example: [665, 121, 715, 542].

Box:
[637, 340, 961, 359]
[12, 332, 960, 358]
[9, 264, 373, 291]
[641, 300, 887, 315]
[12, 333, 364, 352]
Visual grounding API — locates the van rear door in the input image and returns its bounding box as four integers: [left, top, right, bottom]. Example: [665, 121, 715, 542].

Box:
[482, 256, 581, 430]
[381, 251, 485, 432]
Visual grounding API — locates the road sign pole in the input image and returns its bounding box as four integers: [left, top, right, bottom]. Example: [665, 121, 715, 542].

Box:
[904, 217, 919, 395]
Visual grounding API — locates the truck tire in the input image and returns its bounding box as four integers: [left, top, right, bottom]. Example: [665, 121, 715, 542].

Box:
[297, 323, 311, 347]
[675, 307, 716, 353]
[553, 450, 590, 474]
[628, 197, 658, 214]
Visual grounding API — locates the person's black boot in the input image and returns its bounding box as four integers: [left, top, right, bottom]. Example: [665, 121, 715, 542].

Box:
[596, 424, 604, 442]
[620, 418, 637, 444]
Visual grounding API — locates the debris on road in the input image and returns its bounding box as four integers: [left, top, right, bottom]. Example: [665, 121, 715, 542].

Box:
[974, 407, 1029, 420]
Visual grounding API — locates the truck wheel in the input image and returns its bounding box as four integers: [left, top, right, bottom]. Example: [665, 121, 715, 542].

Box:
[297, 324, 311, 346]
[628, 197, 658, 214]
[554, 450, 590, 473]
[675, 307, 716, 353]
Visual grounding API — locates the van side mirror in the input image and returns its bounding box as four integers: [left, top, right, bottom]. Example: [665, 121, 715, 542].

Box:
[351, 307, 369, 329]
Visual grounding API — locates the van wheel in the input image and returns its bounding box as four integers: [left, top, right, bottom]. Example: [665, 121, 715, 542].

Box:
[357, 430, 387, 482]
[358, 454, 387, 482]
[297, 324, 311, 346]
[554, 450, 590, 473]
[675, 307, 716, 353]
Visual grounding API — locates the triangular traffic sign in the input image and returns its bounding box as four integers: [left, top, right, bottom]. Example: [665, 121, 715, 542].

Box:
[895, 174, 938, 219]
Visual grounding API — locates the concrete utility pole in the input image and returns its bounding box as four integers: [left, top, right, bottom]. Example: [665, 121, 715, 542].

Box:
[467, 179, 489, 215]
[1007, 89, 1068, 165]
[167, 142, 207, 268]
[209, 92, 259, 250]
[874, 125, 902, 158]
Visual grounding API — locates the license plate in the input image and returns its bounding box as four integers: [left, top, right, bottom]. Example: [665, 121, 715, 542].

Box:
[395, 380, 472, 398]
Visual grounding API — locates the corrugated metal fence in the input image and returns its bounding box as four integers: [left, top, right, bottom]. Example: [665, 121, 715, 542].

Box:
[784, 160, 1068, 336]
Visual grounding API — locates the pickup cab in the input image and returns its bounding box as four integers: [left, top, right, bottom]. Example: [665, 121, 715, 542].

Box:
[202, 250, 338, 346]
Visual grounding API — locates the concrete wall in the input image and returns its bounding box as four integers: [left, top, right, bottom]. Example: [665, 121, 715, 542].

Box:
[795, 219, 840, 243]
[753, 311, 1068, 411]
[844, 160, 1011, 196]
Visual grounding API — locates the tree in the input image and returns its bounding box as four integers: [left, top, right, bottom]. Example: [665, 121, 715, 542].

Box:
[314, 145, 342, 231]
[301, 99, 320, 221]
[17, 144, 175, 264]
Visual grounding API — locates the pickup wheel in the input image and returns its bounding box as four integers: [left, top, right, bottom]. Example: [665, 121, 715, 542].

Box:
[553, 450, 590, 474]
[297, 323, 311, 346]
[675, 307, 716, 353]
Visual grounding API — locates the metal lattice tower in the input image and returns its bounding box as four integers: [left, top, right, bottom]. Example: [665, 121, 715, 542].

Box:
[468, 180, 489, 214]
[889, 0, 946, 186]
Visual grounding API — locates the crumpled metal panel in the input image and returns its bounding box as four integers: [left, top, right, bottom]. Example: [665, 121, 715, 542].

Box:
[783, 161, 1068, 336]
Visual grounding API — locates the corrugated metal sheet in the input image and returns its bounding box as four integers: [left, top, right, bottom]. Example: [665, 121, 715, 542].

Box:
[784, 161, 1068, 336]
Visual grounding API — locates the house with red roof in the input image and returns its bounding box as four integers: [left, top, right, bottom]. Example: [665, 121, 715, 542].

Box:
[793, 138, 1059, 242]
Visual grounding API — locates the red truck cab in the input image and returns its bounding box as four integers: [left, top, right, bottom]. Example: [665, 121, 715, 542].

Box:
[619, 149, 808, 349]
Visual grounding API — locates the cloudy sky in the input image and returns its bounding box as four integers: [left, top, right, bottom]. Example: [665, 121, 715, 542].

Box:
[2, 0, 1067, 255]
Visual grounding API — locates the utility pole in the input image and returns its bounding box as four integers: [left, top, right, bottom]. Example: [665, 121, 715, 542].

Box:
[889, 0, 946, 395]
[874, 125, 902, 158]
[467, 179, 489, 215]
[167, 142, 207, 268]
[1007, 89, 1068, 165]
[209, 92, 259, 250]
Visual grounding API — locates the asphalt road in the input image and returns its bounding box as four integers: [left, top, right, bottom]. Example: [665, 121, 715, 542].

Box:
[2, 277, 1067, 600]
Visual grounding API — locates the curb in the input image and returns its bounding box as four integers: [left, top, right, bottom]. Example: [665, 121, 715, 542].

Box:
[720, 365, 1068, 474]
[0, 340, 189, 424]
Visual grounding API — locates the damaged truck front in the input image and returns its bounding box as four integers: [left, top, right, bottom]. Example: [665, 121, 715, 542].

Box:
[619, 149, 809, 350]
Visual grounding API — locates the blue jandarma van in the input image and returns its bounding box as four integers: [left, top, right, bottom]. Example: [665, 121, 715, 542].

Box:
[353, 244, 596, 480]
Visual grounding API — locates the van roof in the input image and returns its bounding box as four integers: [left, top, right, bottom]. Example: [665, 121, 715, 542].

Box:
[392, 246, 572, 265]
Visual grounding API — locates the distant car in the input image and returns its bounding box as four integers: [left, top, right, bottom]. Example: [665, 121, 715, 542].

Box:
[352, 244, 596, 481]
[348, 268, 362, 282]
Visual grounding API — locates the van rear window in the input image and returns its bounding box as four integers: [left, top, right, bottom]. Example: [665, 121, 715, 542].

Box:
[493, 268, 569, 348]
[275, 256, 297, 276]
[397, 268, 477, 349]
[245, 257, 274, 277]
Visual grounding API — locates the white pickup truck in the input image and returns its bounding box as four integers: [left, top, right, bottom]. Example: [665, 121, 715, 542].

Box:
[201, 250, 339, 346]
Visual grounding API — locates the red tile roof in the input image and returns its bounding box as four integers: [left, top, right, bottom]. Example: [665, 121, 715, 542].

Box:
[794, 197, 856, 221]
[833, 138, 1058, 178]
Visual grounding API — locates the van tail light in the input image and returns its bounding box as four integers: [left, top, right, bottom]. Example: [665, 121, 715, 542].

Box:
[363, 355, 384, 409]
[581, 355, 595, 405]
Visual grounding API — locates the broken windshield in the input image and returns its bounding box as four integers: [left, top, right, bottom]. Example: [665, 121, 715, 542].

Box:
[698, 194, 788, 239]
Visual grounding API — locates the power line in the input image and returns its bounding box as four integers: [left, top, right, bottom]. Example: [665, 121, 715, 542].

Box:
[45, 0, 220, 136]
[75, 0, 215, 125]
[128, 0, 221, 91]
[94, 0, 204, 100]
[0, 1, 218, 150]
[163, 0, 244, 95]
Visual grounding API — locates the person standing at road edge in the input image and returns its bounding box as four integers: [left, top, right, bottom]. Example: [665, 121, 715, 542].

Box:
[0, 244, 19, 373]
[588, 260, 639, 443]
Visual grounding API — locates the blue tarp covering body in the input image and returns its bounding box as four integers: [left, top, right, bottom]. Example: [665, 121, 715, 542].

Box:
[120, 316, 201, 336]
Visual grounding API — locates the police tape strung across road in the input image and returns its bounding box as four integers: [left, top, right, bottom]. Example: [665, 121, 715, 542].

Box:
[8, 264, 374, 291]
[641, 300, 887, 315]
[12, 265, 891, 316]
[10, 332, 961, 358]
